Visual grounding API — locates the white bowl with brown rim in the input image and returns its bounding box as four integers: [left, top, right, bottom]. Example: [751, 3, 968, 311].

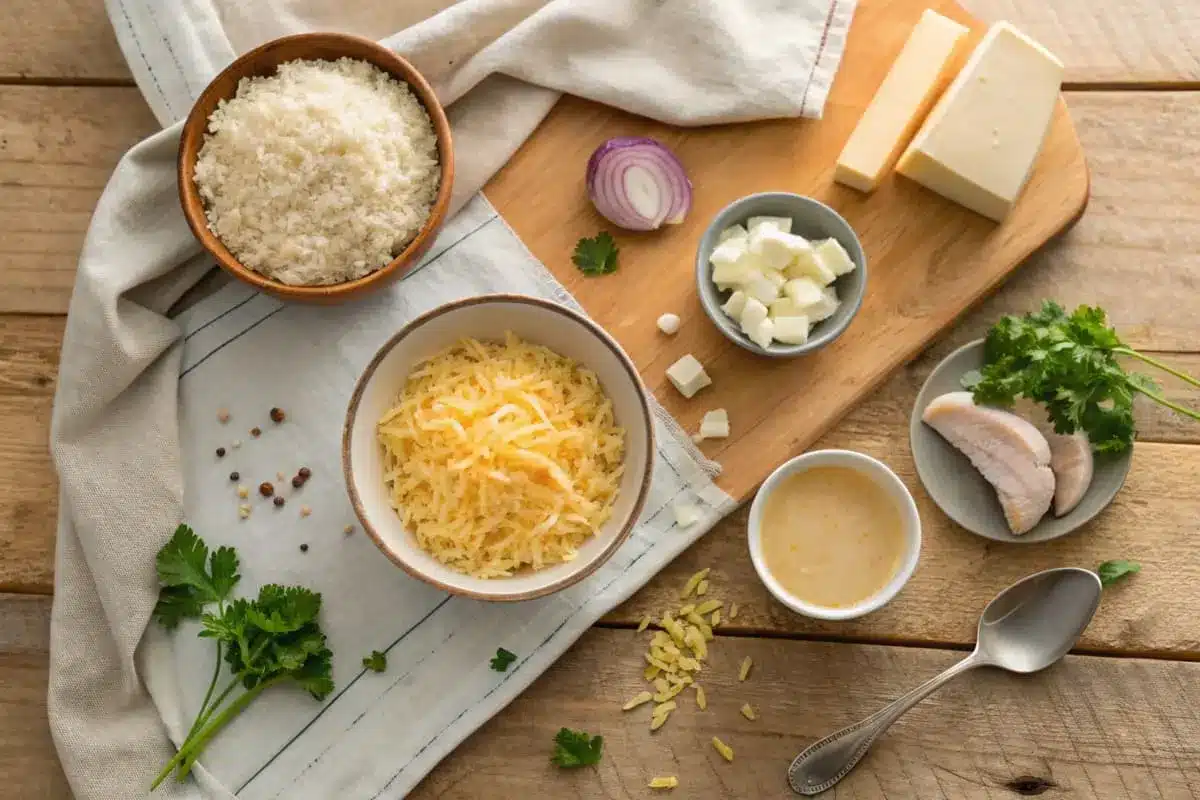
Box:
[343, 294, 655, 601]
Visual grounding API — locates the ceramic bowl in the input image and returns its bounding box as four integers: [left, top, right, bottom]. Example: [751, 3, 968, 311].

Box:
[343, 295, 655, 601]
[178, 32, 454, 304]
[910, 339, 1133, 543]
[747, 449, 921, 620]
[695, 192, 867, 358]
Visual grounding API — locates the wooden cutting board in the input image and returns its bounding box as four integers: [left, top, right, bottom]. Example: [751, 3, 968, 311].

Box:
[484, 0, 1088, 502]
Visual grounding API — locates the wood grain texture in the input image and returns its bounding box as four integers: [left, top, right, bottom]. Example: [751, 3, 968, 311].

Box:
[5, 596, 1200, 800]
[0, 86, 158, 313]
[0, 0, 129, 83]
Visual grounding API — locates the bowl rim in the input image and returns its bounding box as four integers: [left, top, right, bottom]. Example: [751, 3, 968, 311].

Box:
[746, 449, 921, 620]
[177, 31, 455, 302]
[341, 293, 657, 601]
[694, 192, 867, 358]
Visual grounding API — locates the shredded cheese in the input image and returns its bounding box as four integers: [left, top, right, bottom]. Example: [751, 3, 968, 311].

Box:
[377, 333, 625, 577]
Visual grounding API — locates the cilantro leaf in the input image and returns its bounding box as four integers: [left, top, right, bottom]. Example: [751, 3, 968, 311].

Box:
[572, 232, 619, 276]
[153, 586, 208, 630]
[489, 647, 517, 672]
[1097, 559, 1141, 587]
[551, 728, 604, 768]
[363, 650, 388, 673]
[152, 524, 240, 628]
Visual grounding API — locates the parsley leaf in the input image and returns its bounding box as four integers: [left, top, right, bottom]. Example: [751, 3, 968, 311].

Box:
[551, 728, 604, 768]
[572, 232, 619, 276]
[489, 647, 517, 672]
[363, 650, 388, 672]
[1097, 559, 1141, 587]
[152, 524, 240, 629]
[969, 301, 1200, 452]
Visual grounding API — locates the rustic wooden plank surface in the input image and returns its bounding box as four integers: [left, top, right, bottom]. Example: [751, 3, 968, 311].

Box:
[1, 0, 1197, 85]
[6, 595, 1200, 800]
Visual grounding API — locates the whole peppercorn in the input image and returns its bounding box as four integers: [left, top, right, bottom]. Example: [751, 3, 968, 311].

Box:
[269, 407, 286, 423]
[250, 427, 262, 438]
[215, 447, 226, 458]
[292, 475, 304, 489]
[299, 543, 309, 553]
[229, 471, 240, 482]
[298, 467, 312, 479]
[259, 482, 274, 498]
[273, 496, 285, 508]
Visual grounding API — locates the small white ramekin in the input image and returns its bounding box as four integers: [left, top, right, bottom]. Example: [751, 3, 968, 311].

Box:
[747, 449, 921, 621]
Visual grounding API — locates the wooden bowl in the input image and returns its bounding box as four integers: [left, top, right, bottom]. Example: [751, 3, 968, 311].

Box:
[178, 33, 454, 304]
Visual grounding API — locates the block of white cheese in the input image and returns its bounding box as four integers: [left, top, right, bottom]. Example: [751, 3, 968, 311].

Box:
[666, 354, 711, 399]
[835, 9, 969, 193]
[699, 409, 730, 440]
[747, 216, 792, 235]
[897, 22, 1064, 221]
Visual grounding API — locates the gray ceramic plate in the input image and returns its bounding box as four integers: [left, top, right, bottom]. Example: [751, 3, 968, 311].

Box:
[910, 339, 1133, 543]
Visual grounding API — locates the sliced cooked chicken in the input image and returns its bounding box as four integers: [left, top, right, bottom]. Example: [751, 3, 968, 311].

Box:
[922, 392, 1055, 535]
[1012, 398, 1094, 516]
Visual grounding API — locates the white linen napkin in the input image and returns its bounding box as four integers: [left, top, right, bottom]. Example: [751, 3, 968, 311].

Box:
[49, 1, 856, 796]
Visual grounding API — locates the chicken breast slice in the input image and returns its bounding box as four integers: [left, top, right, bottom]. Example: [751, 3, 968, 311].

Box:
[1011, 398, 1095, 516]
[922, 392, 1055, 535]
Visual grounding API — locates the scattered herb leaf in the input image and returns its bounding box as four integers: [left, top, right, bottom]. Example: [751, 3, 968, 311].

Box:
[1097, 559, 1141, 587]
[490, 647, 517, 672]
[551, 728, 604, 768]
[572, 232, 619, 276]
[968, 301, 1200, 453]
[150, 526, 332, 790]
[362, 650, 388, 673]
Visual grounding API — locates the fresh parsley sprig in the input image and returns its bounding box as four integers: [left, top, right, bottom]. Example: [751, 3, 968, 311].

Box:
[551, 728, 604, 768]
[572, 232, 619, 276]
[965, 301, 1200, 453]
[489, 647, 517, 672]
[150, 525, 333, 790]
[1097, 559, 1141, 587]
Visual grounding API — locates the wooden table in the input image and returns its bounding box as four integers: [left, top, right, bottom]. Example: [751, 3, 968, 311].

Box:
[4, 2, 1200, 797]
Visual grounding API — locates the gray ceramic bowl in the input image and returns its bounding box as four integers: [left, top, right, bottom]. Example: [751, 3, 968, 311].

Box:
[695, 192, 867, 358]
[910, 339, 1133, 543]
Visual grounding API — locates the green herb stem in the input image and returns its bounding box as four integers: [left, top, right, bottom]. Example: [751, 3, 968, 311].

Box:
[1114, 347, 1200, 390]
[184, 643, 224, 745]
[1129, 382, 1200, 423]
[151, 678, 241, 790]
[175, 678, 283, 781]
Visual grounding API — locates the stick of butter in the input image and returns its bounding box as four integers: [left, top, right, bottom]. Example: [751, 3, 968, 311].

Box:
[896, 22, 1064, 221]
[835, 9, 969, 193]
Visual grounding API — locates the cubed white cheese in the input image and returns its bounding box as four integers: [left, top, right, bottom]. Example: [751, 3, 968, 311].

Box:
[762, 269, 787, 289]
[717, 224, 749, 243]
[666, 354, 712, 399]
[786, 250, 837, 286]
[699, 408, 730, 439]
[739, 297, 769, 336]
[749, 227, 814, 271]
[806, 286, 841, 323]
[721, 290, 748, 322]
[773, 315, 811, 345]
[712, 259, 755, 287]
[656, 313, 681, 335]
[747, 317, 775, 349]
[673, 501, 703, 528]
[708, 237, 748, 267]
[743, 272, 782, 305]
[783, 277, 824, 307]
[769, 297, 806, 319]
[747, 215, 793, 235]
[814, 238, 857, 276]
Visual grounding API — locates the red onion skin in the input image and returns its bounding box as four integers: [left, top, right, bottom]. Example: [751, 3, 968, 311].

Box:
[586, 137, 693, 231]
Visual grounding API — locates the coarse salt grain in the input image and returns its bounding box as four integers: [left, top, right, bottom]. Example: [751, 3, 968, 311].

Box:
[193, 58, 440, 286]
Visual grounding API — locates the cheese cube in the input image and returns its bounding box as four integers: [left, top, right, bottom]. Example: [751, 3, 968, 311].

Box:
[656, 313, 681, 335]
[769, 297, 806, 319]
[721, 290, 748, 322]
[747, 317, 775, 349]
[806, 286, 841, 323]
[835, 9, 969, 193]
[699, 409, 730, 439]
[763, 269, 786, 290]
[712, 260, 754, 288]
[897, 22, 1064, 221]
[814, 239, 856, 277]
[747, 216, 792, 235]
[708, 237, 748, 267]
[787, 251, 837, 286]
[717, 224, 748, 243]
[773, 316, 811, 345]
[749, 227, 814, 271]
[666, 354, 711, 399]
[743, 272, 782, 306]
[783, 277, 824, 308]
[739, 297, 769, 336]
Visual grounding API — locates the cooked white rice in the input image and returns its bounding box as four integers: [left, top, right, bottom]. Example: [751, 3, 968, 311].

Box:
[194, 57, 440, 286]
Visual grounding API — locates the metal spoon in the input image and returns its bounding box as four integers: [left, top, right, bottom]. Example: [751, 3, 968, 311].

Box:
[787, 567, 1103, 796]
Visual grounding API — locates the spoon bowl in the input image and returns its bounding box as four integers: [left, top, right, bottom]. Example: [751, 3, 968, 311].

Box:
[788, 567, 1103, 795]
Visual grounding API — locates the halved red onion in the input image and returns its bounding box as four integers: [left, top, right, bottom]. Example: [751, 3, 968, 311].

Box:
[585, 137, 692, 231]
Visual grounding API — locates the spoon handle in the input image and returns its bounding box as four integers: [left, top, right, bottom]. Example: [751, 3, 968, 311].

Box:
[788, 652, 984, 795]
